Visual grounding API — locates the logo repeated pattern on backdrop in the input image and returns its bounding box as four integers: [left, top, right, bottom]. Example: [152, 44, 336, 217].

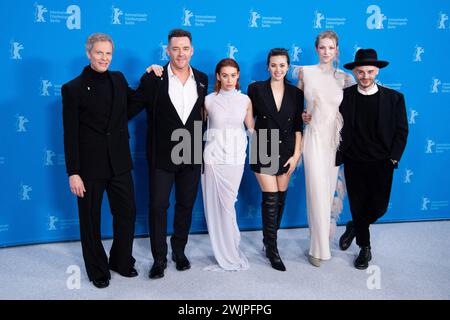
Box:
[413, 45, 424, 62]
[182, 7, 216, 27]
[34, 3, 81, 29]
[437, 12, 448, 29]
[10, 41, 24, 60]
[366, 5, 408, 30]
[248, 9, 283, 28]
[313, 9, 346, 29]
[110, 5, 148, 25]
[1, 0, 449, 246]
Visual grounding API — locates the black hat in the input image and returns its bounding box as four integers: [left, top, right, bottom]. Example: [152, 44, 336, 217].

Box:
[343, 48, 389, 70]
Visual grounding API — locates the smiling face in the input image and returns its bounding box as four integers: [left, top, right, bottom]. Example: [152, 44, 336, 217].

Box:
[316, 37, 338, 65]
[268, 55, 289, 81]
[353, 65, 379, 90]
[87, 41, 112, 73]
[217, 66, 239, 91]
[167, 36, 193, 71]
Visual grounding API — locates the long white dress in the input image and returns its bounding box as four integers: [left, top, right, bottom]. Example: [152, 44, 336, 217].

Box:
[302, 65, 354, 260]
[201, 89, 250, 271]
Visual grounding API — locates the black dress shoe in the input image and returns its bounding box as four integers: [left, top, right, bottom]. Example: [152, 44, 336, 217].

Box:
[354, 246, 372, 270]
[339, 220, 356, 251]
[172, 252, 191, 271]
[149, 260, 167, 279]
[92, 276, 110, 289]
[110, 266, 139, 278]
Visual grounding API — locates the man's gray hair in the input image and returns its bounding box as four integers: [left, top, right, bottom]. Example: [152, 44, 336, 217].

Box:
[85, 33, 114, 52]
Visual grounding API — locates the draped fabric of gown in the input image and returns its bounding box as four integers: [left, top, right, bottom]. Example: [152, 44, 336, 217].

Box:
[201, 89, 250, 271]
[302, 65, 354, 260]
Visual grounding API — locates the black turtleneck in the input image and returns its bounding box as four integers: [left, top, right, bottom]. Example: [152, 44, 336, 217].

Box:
[346, 90, 390, 162]
[86, 66, 114, 131]
[84, 66, 114, 178]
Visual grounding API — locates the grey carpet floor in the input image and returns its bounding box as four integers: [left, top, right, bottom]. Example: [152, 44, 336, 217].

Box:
[0, 221, 449, 300]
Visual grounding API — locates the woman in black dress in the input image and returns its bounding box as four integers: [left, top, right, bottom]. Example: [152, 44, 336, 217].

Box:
[247, 48, 304, 271]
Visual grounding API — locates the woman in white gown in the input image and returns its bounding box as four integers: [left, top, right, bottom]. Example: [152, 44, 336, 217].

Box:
[297, 30, 355, 267]
[201, 58, 254, 271]
[147, 59, 254, 271]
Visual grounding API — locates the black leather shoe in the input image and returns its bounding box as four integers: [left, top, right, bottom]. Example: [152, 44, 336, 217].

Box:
[149, 260, 167, 279]
[110, 266, 138, 278]
[172, 252, 191, 271]
[339, 221, 356, 251]
[354, 246, 372, 270]
[92, 276, 110, 289]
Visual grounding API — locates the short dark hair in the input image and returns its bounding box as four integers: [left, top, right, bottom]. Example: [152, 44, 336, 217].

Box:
[168, 29, 192, 43]
[266, 48, 290, 66]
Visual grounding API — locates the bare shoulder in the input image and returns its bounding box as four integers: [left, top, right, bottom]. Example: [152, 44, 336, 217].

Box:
[296, 66, 305, 89]
[297, 65, 307, 77]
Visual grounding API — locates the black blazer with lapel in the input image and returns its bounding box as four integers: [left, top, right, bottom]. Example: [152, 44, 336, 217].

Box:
[247, 79, 304, 173]
[336, 84, 408, 167]
[127, 63, 208, 171]
[62, 66, 134, 180]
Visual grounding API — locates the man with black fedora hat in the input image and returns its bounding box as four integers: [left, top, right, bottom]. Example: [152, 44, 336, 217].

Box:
[336, 48, 408, 269]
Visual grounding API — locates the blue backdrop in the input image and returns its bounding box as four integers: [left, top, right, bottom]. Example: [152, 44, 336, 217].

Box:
[1, 0, 449, 247]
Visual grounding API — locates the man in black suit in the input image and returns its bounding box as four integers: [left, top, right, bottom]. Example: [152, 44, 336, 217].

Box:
[128, 29, 208, 279]
[62, 33, 138, 288]
[337, 49, 408, 269]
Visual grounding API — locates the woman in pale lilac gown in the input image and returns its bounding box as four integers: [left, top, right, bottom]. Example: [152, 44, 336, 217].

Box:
[201, 58, 254, 271]
[297, 30, 355, 267]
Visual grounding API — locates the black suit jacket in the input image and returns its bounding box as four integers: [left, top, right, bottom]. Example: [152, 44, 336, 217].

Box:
[127, 63, 208, 171]
[62, 66, 134, 180]
[336, 84, 408, 167]
[247, 79, 304, 173]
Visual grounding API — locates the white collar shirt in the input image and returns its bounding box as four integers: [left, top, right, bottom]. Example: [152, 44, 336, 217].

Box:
[168, 64, 198, 124]
[357, 83, 379, 95]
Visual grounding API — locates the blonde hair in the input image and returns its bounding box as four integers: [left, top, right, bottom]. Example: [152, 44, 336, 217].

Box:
[315, 30, 340, 73]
